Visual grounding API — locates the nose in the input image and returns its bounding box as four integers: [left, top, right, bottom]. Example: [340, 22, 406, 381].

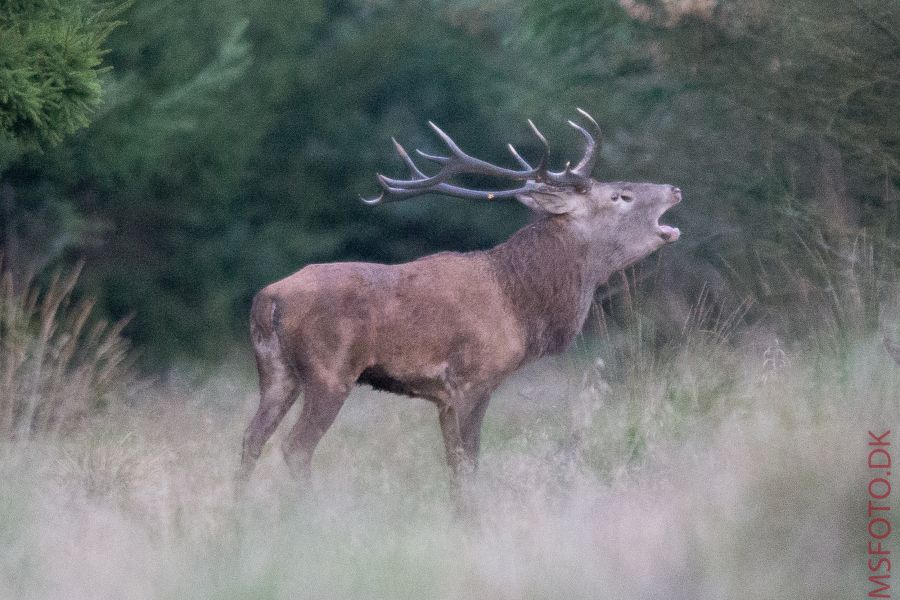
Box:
[671, 186, 682, 202]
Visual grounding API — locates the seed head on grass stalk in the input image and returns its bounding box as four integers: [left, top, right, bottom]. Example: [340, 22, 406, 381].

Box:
[0, 257, 133, 442]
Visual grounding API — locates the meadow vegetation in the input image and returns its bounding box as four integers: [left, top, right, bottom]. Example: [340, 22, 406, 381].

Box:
[0, 242, 896, 599]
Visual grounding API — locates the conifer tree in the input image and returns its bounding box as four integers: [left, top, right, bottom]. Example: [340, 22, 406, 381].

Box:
[0, 0, 124, 150]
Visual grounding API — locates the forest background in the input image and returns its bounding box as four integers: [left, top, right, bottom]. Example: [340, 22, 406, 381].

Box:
[4, 0, 898, 367]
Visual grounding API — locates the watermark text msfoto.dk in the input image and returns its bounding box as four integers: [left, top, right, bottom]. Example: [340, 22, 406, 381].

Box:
[869, 430, 893, 599]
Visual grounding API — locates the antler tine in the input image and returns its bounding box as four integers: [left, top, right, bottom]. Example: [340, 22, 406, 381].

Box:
[576, 107, 601, 135]
[360, 189, 386, 205]
[427, 121, 465, 157]
[525, 119, 551, 181]
[414, 148, 450, 165]
[527, 119, 548, 148]
[567, 120, 594, 172]
[392, 138, 428, 177]
[507, 143, 533, 169]
[571, 107, 602, 177]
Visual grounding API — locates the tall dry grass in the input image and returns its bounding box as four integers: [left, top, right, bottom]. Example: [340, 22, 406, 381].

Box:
[0, 260, 132, 441]
[0, 333, 894, 600]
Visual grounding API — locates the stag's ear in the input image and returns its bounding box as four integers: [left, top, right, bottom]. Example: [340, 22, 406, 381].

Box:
[516, 189, 580, 214]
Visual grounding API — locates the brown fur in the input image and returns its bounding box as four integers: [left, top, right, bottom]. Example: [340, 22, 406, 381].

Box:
[237, 180, 682, 496]
[489, 216, 590, 359]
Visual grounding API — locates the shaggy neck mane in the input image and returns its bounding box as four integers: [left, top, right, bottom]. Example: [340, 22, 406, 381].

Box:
[487, 216, 594, 362]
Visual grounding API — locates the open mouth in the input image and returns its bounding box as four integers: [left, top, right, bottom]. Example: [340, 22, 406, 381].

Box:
[655, 191, 681, 242]
[656, 202, 681, 243]
[656, 205, 680, 242]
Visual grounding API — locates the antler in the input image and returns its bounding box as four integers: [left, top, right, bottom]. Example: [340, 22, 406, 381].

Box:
[362, 109, 602, 205]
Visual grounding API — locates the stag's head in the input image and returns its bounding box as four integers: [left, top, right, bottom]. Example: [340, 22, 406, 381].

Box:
[363, 109, 681, 269]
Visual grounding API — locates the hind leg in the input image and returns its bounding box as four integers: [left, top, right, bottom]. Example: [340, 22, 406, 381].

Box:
[281, 378, 350, 480]
[439, 404, 468, 479]
[237, 338, 301, 485]
[439, 403, 480, 516]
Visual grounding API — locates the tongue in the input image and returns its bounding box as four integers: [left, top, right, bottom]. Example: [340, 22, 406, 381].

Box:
[659, 225, 680, 242]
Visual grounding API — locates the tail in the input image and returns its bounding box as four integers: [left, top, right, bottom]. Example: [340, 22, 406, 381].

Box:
[250, 290, 280, 344]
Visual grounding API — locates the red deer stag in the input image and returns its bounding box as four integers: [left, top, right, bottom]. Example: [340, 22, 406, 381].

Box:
[238, 110, 682, 494]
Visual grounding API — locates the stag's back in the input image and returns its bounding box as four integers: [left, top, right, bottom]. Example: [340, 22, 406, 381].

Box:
[253, 250, 527, 400]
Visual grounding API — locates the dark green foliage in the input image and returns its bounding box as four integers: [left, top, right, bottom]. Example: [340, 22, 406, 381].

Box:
[0, 0, 125, 149]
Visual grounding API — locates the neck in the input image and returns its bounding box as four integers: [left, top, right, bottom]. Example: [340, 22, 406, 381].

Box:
[487, 216, 607, 362]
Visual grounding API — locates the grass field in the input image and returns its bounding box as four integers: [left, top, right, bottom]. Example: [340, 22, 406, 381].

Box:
[1, 331, 896, 599]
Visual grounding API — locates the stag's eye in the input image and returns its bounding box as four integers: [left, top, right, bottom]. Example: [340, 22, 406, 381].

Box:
[620, 193, 634, 202]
